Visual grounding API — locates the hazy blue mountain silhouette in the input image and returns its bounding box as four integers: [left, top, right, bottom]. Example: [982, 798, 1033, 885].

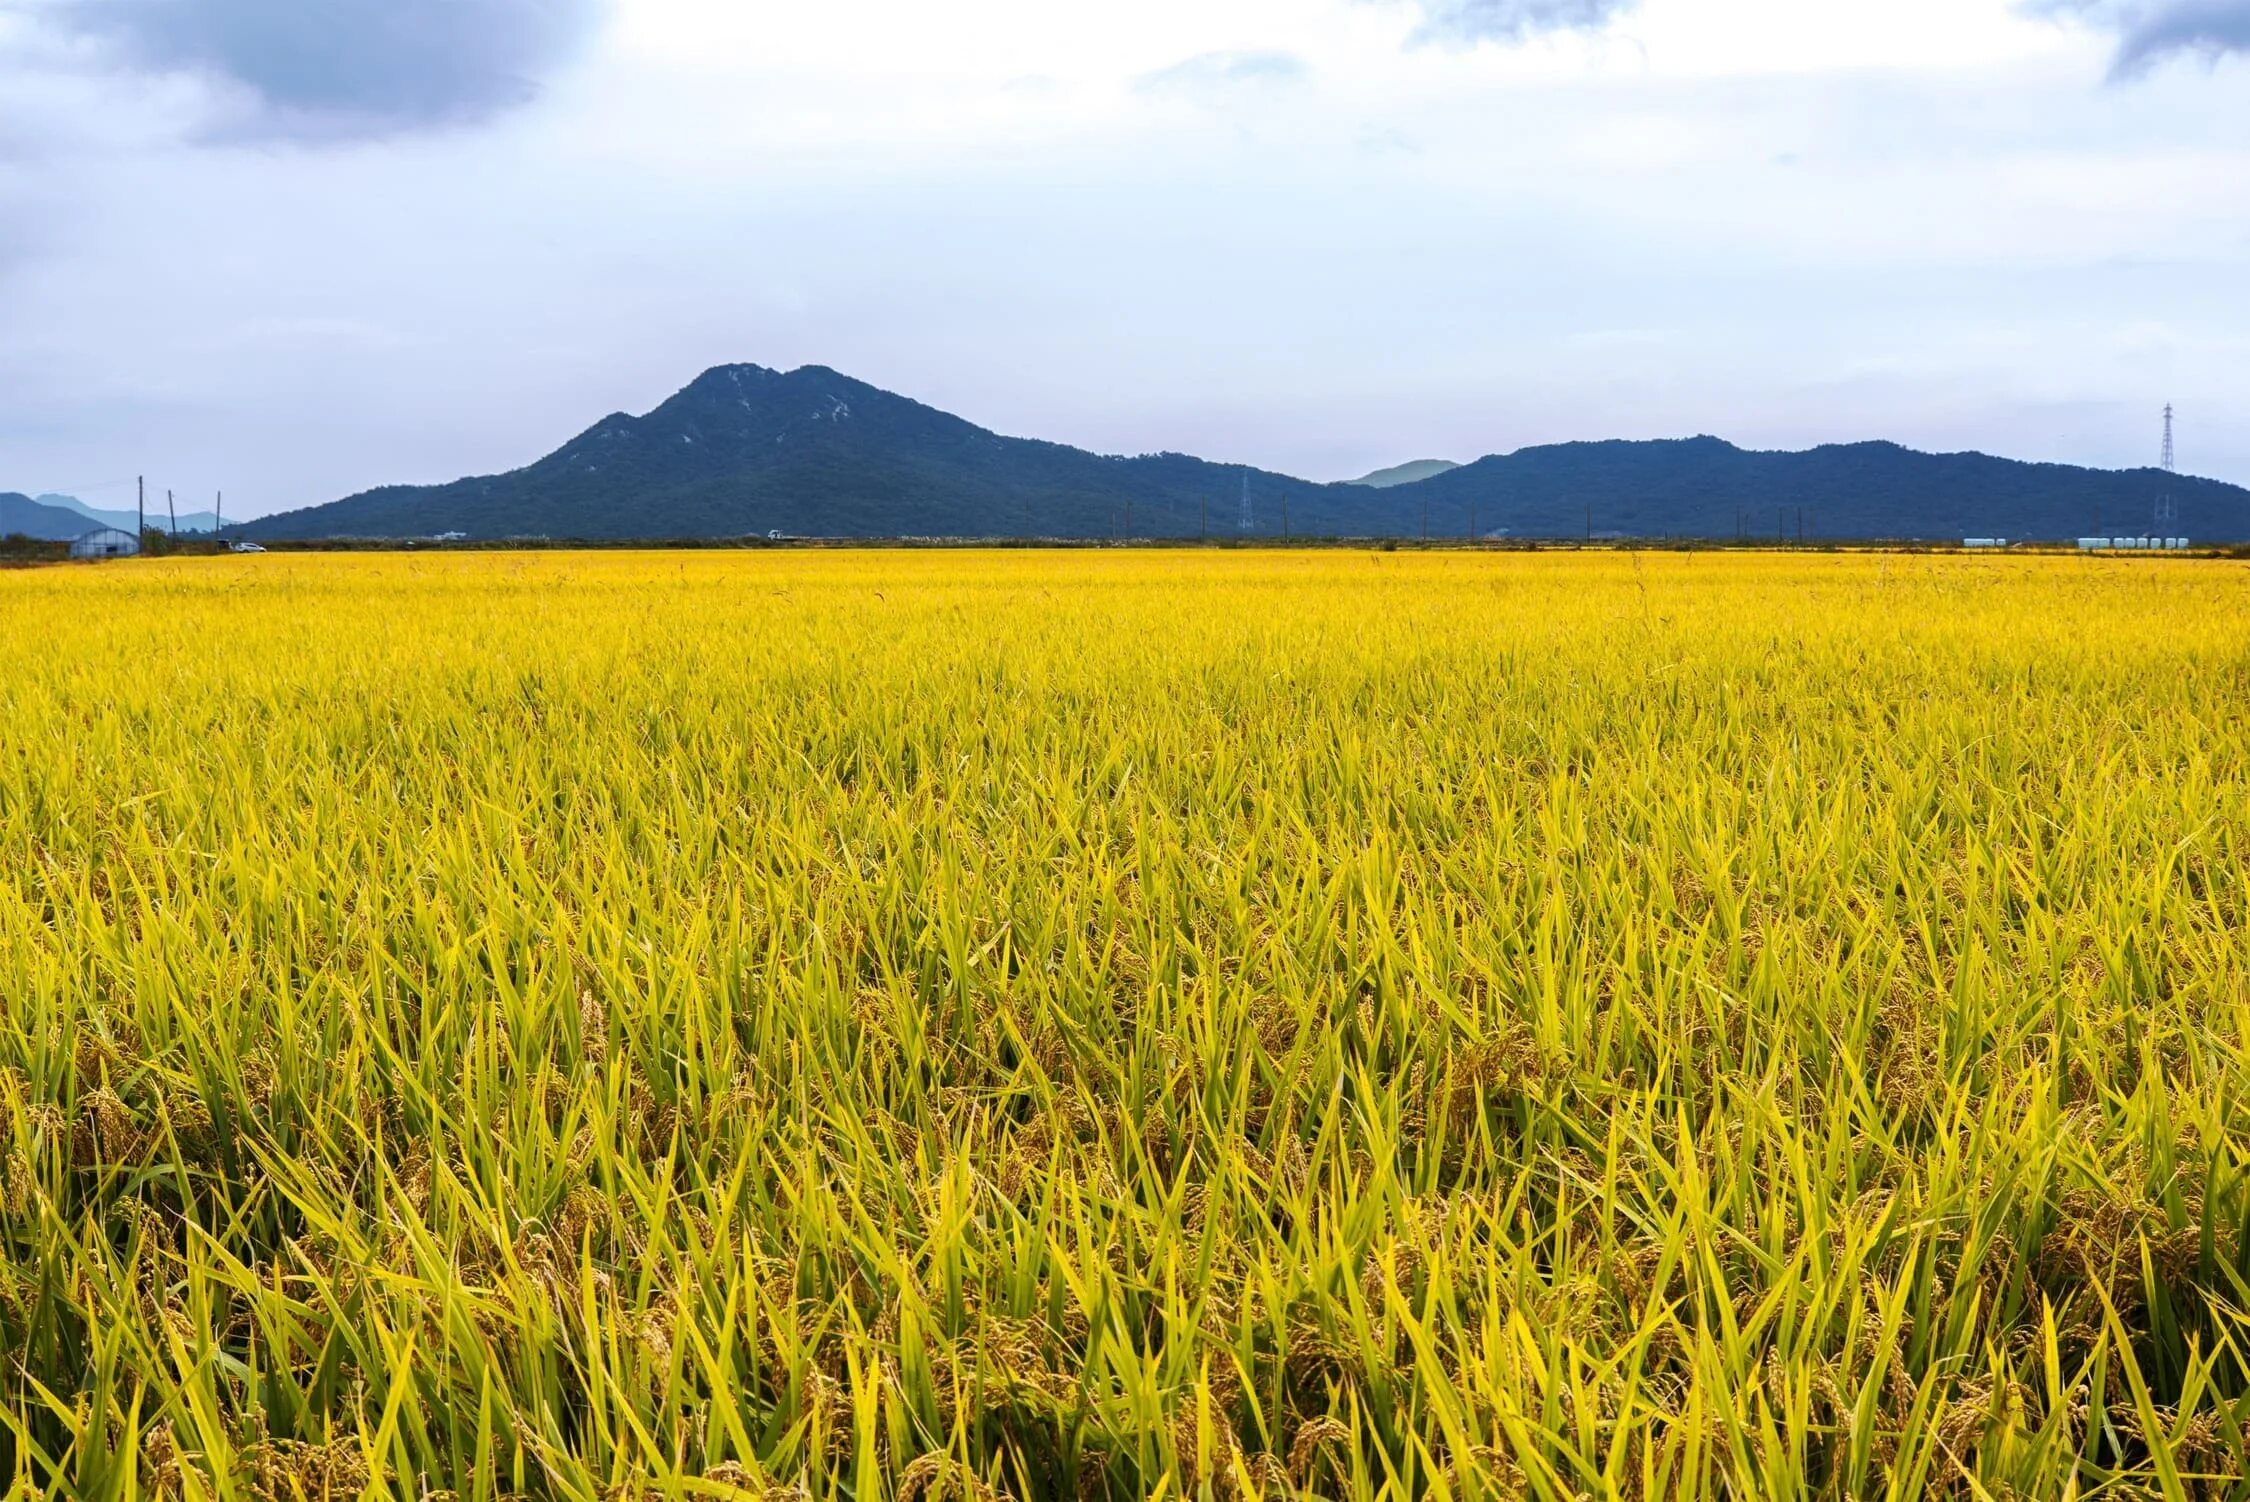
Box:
[44, 494, 223, 534]
[1, 493, 103, 541]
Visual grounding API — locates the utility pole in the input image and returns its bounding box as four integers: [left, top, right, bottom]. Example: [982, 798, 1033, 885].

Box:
[1585, 503, 1591, 544]
[1200, 495, 1208, 541]
[168, 489, 177, 536]
[1421, 493, 1428, 542]
[138, 476, 145, 544]
[216, 491, 223, 535]
[1470, 501, 1477, 542]
[1282, 495, 1290, 540]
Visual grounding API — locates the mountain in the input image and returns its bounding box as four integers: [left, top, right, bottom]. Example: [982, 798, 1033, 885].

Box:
[238, 365, 1339, 542]
[43, 494, 222, 534]
[1, 493, 105, 541]
[1349, 459, 1460, 488]
[234, 364, 2250, 543]
[1397, 438, 2241, 543]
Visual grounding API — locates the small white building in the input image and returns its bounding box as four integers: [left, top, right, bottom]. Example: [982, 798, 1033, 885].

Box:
[2078, 537, 2192, 551]
[69, 527, 139, 560]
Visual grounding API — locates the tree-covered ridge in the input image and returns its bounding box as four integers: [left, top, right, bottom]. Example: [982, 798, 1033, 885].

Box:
[233, 366, 2250, 542]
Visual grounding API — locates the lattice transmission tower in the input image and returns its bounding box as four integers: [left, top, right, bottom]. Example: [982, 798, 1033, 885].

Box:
[2156, 403, 2179, 531]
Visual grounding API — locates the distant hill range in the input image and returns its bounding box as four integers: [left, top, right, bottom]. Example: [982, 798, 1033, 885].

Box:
[2, 493, 98, 541]
[1349, 459, 1461, 488]
[61, 494, 222, 535]
[52, 493, 223, 534]
[232, 364, 2249, 543]
[1, 492, 220, 539]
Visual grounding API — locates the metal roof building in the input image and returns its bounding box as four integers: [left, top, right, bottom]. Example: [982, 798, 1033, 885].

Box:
[69, 527, 139, 560]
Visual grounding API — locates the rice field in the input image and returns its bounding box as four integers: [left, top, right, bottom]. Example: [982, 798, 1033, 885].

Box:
[3, 549, 2249, 1501]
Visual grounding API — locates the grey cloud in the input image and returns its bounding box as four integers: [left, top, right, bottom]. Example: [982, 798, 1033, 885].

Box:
[50, 0, 604, 135]
[1136, 51, 1308, 94]
[1402, 0, 1641, 45]
[2030, 1, 2250, 75]
[2114, 1, 2250, 71]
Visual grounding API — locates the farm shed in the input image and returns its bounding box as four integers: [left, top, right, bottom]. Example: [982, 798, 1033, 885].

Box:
[69, 527, 139, 560]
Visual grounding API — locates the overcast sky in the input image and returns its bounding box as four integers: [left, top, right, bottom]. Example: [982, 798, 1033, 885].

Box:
[2, 0, 2246, 517]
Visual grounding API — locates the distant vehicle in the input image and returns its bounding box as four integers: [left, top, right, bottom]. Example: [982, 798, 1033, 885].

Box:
[433, 531, 468, 542]
[229, 541, 267, 554]
[1962, 538, 2008, 548]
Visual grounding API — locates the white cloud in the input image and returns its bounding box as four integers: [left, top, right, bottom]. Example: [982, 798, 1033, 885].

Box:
[1137, 50, 1309, 93]
[1401, 0, 1638, 44]
[1, 0, 2247, 512]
